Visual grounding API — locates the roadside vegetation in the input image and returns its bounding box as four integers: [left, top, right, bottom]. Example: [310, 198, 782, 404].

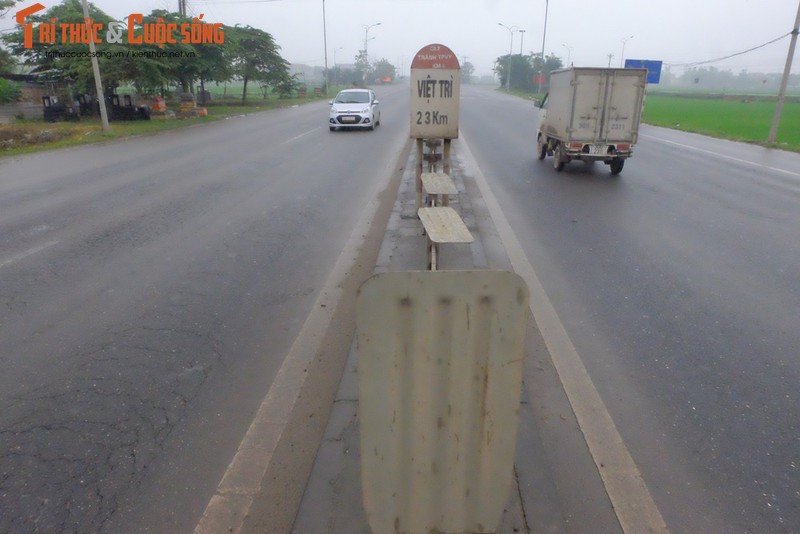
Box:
[0, 0, 394, 157]
[0, 92, 339, 157]
[642, 93, 800, 151]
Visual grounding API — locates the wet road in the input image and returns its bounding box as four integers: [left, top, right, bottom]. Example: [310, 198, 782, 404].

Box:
[0, 85, 409, 532]
[460, 84, 800, 533]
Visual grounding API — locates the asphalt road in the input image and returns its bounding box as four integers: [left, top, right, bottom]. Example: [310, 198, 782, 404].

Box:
[0, 84, 409, 532]
[459, 84, 800, 532]
[3, 82, 799, 533]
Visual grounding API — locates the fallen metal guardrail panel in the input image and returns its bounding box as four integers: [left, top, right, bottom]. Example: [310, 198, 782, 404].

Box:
[357, 270, 529, 534]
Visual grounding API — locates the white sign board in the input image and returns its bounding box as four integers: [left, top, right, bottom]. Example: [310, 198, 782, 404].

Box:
[410, 43, 460, 139]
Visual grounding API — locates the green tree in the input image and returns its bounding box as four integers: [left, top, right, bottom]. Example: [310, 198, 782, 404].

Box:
[371, 58, 395, 82]
[353, 49, 369, 85]
[2, 0, 117, 93]
[494, 54, 534, 91]
[530, 52, 563, 91]
[461, 61, 475, 83]
[0, 0, 17, 17]
[0, 45, 15, 72]
[124, 10, 233, 97]
[227, 25, 290, 103]
[125, 10, 200, 95]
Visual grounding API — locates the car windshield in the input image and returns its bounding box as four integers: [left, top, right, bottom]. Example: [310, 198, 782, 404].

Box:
[335, 92, 370, 104]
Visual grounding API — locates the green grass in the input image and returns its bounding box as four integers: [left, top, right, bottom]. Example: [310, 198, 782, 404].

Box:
[642, 94, 800, 151]
[0, 97, 328, 158]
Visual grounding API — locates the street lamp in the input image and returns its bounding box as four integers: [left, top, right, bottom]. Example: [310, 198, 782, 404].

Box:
[498, 23, 518, 91]
[518, 29, 526, 55]
[562, 43, 573, 67]
[363, 22, 381, 66]
[538, 0, 549, 93]
[620, 35, 634, 67]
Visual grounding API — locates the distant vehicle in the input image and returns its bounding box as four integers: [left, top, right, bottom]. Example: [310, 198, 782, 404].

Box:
[536, 67, 647, 175]
[328, 88, 381, 131]
[374, 76, 393, 85]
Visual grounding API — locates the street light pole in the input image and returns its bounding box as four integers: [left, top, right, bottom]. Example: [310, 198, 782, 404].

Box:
[498, 23, 517, 91]
[562, 43, 572, 67]
[363, 22, 381, 68]
[322, 0, 329, 94]
[768, 0, 800, 143]
[537, 0, 549, 93]
[620, 35, 634, 67]
[519, 29, 526, 55]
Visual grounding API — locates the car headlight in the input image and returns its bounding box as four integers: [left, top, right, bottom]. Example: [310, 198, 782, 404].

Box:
[361, 107, 369, 113]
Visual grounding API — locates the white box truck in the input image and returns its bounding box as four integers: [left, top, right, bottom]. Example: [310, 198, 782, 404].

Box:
[536, 67, 647, 175]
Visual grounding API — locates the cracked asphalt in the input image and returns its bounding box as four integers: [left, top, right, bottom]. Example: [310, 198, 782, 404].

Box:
[0, 87, 410, 532]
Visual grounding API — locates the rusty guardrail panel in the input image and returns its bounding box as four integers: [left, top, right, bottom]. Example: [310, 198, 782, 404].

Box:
[357, 270, 529, 534]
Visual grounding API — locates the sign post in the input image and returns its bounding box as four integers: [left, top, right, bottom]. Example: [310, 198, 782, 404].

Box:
[410, 44, 460, 209]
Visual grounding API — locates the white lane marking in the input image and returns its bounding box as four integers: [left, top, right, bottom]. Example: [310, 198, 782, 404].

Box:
[194, 141, 390, 534]
[640, 133, 800, 179]
[279, 128, 320, 146]
[458, 133, 669, 534]
[0, 241, 59, 270]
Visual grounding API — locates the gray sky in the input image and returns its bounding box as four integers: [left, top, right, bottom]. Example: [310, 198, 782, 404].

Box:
[3, 0, 799, 76]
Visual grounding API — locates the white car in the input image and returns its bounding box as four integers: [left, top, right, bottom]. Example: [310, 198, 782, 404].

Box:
[329, 88, 381, 131]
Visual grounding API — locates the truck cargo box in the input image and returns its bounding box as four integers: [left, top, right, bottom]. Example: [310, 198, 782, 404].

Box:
[536, 67, 647, 174]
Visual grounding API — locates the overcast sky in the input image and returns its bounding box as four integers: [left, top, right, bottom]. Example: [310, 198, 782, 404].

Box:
[3, 0, 799, 76]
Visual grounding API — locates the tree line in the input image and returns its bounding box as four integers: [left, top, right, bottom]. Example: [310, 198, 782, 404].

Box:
[494, 52, 564, 94]
[1, 0, 297, 103]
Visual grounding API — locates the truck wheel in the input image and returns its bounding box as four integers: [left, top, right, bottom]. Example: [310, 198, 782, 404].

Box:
[553, 144, 566, 172]
[537, 136, 547, 160]
[610, 158, 624, 175]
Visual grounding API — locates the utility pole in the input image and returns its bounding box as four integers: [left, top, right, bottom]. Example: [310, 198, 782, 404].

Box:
[538, 0, 549, 93]
[322, 0, 329, 94]
[519, 29, 526, 55]
[81, 0, 110, 132]
[768, 0, 800, 143]
[178, 0, 186, 16]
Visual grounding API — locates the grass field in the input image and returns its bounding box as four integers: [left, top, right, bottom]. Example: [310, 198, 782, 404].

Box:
[642, 94, 800, 151]
[0, 98, 327, 157]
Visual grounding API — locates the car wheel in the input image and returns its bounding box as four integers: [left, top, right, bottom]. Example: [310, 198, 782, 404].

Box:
[329, 126, 336, 132]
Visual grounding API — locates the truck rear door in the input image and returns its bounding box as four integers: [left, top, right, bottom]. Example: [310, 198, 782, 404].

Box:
[601, 70, 646, 143]
[570, 70, 605, 142]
